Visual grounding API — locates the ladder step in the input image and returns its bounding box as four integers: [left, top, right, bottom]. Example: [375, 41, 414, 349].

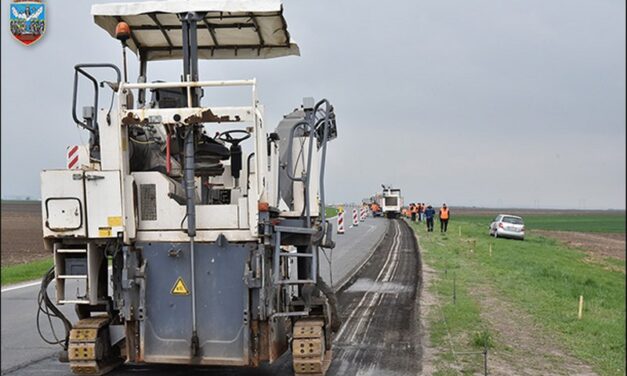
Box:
[58, 275, 88, 279]
[271, 311, 310, 318]
[60, 299, 90, 304]
[274, 226, 317, 235]
[279, 252, 313, 258]
[276, 279, 315, 285]
[57, 249, 87, 254]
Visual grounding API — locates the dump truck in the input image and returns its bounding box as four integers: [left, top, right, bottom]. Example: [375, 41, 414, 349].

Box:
[37, 1, 339, 375]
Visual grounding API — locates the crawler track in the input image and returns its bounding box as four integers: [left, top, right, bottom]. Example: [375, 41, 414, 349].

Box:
[327, 219, 422, 375]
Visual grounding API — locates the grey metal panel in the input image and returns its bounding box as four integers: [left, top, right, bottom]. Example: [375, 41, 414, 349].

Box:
[275, 109, 306, 208]
[139, 241, 251, 364]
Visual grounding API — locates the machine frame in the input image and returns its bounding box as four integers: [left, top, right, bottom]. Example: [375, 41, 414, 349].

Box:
[38, 2, 339, 375]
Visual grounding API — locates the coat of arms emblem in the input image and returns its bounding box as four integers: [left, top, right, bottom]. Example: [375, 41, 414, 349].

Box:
[10, 0, 46, 46]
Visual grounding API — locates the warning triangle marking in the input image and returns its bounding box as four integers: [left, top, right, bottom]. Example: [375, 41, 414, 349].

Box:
[170, 277, 190, 295]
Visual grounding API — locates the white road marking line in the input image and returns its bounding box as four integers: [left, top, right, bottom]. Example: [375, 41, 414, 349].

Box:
[1, 280, 41, 293]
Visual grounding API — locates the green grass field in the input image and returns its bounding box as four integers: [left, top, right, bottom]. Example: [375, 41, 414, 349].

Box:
[413, 216, 625, 375]
[456, 213, 625, 233]
[1, 258, 53, 286]
[325, 206, 339, 218]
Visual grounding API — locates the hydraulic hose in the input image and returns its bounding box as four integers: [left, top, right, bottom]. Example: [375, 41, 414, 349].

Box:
[37, 266, 73, 351]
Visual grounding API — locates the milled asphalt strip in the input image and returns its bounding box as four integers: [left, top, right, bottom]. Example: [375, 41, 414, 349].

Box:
[358, 223, 404, 343]
[345, 221, 401, 344]
[335, 221, 399, 343]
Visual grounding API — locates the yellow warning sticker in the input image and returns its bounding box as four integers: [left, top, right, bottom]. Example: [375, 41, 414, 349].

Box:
[107, 216, 123, 227]
[98, 227, 112, 237]
[171, 277, 190, 295]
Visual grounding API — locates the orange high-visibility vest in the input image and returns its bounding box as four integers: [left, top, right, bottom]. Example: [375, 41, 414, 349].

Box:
[440, 208, 449, 220]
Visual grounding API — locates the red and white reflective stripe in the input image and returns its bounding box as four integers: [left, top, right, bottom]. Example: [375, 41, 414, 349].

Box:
[352, 208, 359, 226]
[359, 207, 365, 222]
[337, 212, 345, 234]
[67, 145, 80, 169]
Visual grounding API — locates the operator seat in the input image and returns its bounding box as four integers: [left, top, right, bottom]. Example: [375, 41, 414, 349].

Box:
[195, 135, 229, 177]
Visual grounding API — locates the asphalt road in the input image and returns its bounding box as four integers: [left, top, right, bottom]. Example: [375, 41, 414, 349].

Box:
[1, 213, 389, 376]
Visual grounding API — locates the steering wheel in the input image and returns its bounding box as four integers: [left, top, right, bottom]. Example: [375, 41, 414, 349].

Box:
[218, 130, 251, 145]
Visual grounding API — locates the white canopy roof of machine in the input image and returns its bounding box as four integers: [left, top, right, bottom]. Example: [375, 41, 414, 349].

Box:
[92, 0, 300, 61]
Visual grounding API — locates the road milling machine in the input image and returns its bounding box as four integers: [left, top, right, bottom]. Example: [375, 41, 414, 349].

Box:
[38, 1, 339, 375]
[381, 185, 403, 219]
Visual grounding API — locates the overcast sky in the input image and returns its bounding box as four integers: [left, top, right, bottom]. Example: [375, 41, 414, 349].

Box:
[2, 0, 625, 209]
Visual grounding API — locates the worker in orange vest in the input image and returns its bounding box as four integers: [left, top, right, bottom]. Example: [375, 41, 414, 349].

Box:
[439, 203, 450, 233]
[417, 203, 424, 222]
[410, 203, 417, 222]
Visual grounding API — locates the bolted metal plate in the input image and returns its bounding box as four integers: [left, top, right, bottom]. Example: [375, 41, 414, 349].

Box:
[70, 329, 98, 341]
[69, 343, 96, 361]
[292, 338, 323, 357]
[293, 357, 323, 374]
[293, 319, 324, 339]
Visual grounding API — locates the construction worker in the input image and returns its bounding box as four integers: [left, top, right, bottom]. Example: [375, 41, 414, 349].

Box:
[439, 203, 450, 233]
[417, 203, 424, 222]
[410, 203, 417, 222]
[424, 204, 435, 232]
[371, 202, 381, 217]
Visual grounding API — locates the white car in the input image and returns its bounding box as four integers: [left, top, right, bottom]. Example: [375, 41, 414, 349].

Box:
[489, 214, 525, 240]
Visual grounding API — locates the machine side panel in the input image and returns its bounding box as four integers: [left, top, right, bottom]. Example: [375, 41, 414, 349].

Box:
[85, 171, 124, 238]
[41, 170, 87, 238]
[140, 242, 251, 365]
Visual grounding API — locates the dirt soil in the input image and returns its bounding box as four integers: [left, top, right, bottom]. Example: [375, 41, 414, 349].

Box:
[468, 283, 598, 376]
[534, 230, 626, 261]
[1, 202, 48, 266]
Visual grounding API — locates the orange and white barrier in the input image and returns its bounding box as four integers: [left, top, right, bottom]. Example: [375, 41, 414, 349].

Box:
[337, 211, 345, 234]
[352, 208, 359, 226]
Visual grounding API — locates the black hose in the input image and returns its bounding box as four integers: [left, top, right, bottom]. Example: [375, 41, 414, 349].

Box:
[316, 278, 341, 333]
[37, 266, 72, 350]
